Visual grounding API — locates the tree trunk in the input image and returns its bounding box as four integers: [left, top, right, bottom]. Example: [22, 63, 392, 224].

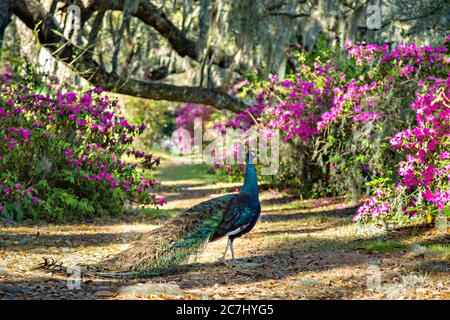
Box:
[0, 0, 13, 55]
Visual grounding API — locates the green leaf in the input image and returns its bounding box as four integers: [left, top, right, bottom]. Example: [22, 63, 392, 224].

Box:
[443, 207, 450, 217]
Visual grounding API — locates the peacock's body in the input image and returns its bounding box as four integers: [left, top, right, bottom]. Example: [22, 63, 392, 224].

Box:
[115, 151, 260, 276]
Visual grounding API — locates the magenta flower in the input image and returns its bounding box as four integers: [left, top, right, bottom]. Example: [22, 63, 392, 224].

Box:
[440, 151, 449, 160]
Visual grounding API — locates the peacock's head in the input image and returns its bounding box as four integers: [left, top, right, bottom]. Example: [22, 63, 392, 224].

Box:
[245, 150, 258, 164]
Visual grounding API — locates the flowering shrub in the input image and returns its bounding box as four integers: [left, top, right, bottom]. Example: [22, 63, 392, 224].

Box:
[173, 101, 258, 182]
[0, 61, 164, 221]
[171, 103, 212, 154]
[175, 103, 213, 134]
[228, 35, 449, 222]
[354, 76, 450, 223]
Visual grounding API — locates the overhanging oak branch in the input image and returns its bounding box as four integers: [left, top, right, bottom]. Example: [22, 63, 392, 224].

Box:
[11, 0, 248, 114]
[60, 0, 242, 72]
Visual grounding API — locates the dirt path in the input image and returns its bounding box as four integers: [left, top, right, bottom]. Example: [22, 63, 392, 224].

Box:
[0, 161, 449, 300]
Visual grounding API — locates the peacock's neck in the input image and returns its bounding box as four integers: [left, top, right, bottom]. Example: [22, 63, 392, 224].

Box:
[241, 163, 259, 201]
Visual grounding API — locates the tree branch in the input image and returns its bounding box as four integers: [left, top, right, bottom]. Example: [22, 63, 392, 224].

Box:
[264, 12, 309, 19]
[12, 0, 248, 114]
[66, 0, 242, 72]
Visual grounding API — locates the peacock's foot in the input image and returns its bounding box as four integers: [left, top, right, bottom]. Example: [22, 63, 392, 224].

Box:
[218, 258, 239, 267]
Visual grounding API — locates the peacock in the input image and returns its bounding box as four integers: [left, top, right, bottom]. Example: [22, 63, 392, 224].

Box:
[110, 150, 261, 276]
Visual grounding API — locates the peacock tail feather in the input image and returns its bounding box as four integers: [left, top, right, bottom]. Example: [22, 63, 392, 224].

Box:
[89, 152, 260, 278]
[111, 194, 238, 276]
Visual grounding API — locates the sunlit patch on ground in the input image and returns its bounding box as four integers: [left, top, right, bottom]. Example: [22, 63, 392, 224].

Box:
[0, 162, 448, 300]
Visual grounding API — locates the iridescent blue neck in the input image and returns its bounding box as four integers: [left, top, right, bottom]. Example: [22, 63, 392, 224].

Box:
[241, 162, 259, 200]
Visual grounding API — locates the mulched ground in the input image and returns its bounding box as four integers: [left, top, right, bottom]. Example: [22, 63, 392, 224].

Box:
[0, 163, 449, 300]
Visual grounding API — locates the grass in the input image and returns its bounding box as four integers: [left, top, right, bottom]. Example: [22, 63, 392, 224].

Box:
[264, 201, 307, 212]
[423, 243, 450, 259]
[278, 233, 302, 242]
[400, 272, 430, 289]
[155, 161, 219, 186]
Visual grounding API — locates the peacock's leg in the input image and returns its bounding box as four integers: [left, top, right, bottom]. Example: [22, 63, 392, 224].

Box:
[229, 238, 235, 260]
[220, 238, 230, 262]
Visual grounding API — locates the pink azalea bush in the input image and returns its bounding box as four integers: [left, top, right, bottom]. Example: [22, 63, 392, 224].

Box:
[172, 103, 214, 154]
[230, 35, 449, 222]
[173, 102, 248, 181]
[175, 103, 213, 134]
[354, 76, 450, 223]
[0, 61, 164, 221]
